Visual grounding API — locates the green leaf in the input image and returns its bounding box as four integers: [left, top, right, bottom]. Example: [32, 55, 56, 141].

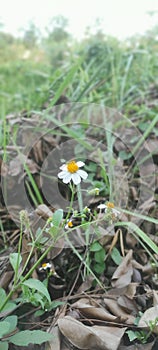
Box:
[111, 247, 122, 265]
[90, 241, 102, 252]
[94, 262, 105, 274]
[119, 150, 132, 160]
[52, 209, 63, 227]
[0, 321, 10, 337]
[48, 61, 82, 107]
[94, 249, 106, 263]
[0, 288, 6, 307]
[115, 221, 158, 256]
[0, 341, 9, 350]
[9, 330, 53, 346]
[126, 330, 138, 342]
[34, 309, 45, 318]
[0, 288, 16, 312]
[22, 279, 51, 304]
[9, 253, 22, 272]
[48, 300, 64, 311]
[0, 302, 17, 314]
[4, 316, 17, 333]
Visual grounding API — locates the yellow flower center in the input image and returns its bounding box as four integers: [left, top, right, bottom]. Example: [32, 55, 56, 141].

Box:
[68, 221, 73, 227]
[107, 202, 114, 209]
[42, 263, 49, 268]
[67, 160, 79, 173]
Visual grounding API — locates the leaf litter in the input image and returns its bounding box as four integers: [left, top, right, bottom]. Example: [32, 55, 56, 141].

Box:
[0, 94, 158, 349]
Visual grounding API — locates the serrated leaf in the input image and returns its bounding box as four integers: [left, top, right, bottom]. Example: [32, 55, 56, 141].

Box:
[9, 330, 53, 346]
[9, 253, 22, 272]
[22, 279, 51, 304]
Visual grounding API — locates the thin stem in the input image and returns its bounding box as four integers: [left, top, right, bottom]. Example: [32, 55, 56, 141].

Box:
[77, 183, 83, 213]
[0, 238, 56, 312]
[65, 232, 105, 291]
[65, 182, 75, 221]
[13, 220, 23, 285]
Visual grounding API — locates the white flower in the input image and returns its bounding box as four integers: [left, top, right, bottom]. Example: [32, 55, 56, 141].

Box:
[97, 204, 106, 211]
[65, 220, 74, 230]
[97, 202, 120, 218]
[58, 160, 88, 185]
[39, 262, 52, 271]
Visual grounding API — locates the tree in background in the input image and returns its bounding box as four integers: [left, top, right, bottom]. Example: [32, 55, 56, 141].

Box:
[20, 21, 41, 49]
[43, 15, 72, 67]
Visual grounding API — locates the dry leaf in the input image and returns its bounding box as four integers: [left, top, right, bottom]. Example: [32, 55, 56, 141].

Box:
[46, 326, 61, 350]
[58, 315, 126, 350]
[72, 301, 118, 322]
[111, 250, 133, 288]
[117, 295, 138, 314]
[35, 204, 54, 220]
[104, 298, 135, 324]
[138, 305, 158, 334]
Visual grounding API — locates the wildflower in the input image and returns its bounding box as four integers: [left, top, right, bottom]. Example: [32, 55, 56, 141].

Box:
[97, 202, 120, 218]
[19, 210, 29, 227]
[83, 206, 91, 213]
[65, 220, 74, 230]
[58, 160, 88, 185]
[88, 187, 100, 195]
[97, 203, 107, 212]
[39, 262, 52, 271]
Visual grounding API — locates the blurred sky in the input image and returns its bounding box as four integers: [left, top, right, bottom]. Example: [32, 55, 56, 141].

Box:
[0, 0, 158, 39]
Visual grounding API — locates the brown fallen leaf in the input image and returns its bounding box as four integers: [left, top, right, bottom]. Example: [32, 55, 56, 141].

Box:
[0, 271, 13, 290]
[117, 295, 138, 314]
[72, 300, 118, 322]
[107, 283, 138, 301]
[58, 315, 126, 350]
[111, 250, 133, 288]
[45, 326, 61, 350]
[103, 298, 135, 325]
[35, 204, 54, 220]
[138, 305, 158, 334]
[153, 290, 158, 306]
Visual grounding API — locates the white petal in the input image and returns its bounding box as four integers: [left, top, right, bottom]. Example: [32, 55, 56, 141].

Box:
[62, 173, 72, 184]
[77, 169, 88, 180]
[76, 161, 85, 168]
[72, 173, 81, 185]
[59, 164, 67, 171]
[97, 204, 107, 209]
[58, 170, 67, 179]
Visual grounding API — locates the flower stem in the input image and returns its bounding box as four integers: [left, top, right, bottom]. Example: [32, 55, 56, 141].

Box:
[77, 183, 83, 213]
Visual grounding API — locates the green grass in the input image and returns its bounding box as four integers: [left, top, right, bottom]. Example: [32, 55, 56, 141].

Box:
[0, 30, 158, 342]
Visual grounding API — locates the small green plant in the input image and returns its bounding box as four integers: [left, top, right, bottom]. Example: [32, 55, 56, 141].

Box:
[0, 209, 65, 349]
[127, 314, 158, 344]
[0, 314, 53, 349]
[89, 241, 106, 275]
